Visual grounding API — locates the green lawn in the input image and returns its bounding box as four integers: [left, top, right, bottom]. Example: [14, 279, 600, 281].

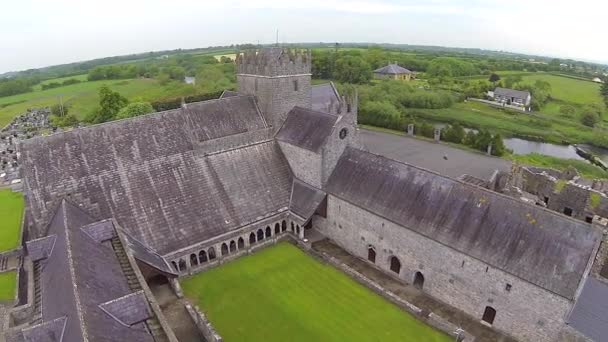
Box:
[33, 74, 89, 91]
[0, 271, 16, 302]
[521, 74, 602, 105]
[0, 78, 199, 126]
[182, 243, 450, 342]
[0, 189, 24, 251]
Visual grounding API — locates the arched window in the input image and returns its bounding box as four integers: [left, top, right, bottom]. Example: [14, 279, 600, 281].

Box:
[208, 247, 216, 260]
[257, 228, 264, 241]
[414, 271, 424, 290]
[190, 253, 199, 266]
[178, 259, 187, 272]
[171, 261, 178, 271]
[389, 256, 401, 274]
[274, 223, 280, 235]
[296, 225, 300, 235]
[482, 306, 496, 325]
[281, 220, 287, 232]
[367, 247, 376, 263]
[249, 232, 256, 244]
[221, 243, 229, 256]
[265, 226, 271, 238]
[199, 250, 207, 263]
[229, 240, 237, 253]
[238, 237, 245, 249]
[291, 222, 295, 232]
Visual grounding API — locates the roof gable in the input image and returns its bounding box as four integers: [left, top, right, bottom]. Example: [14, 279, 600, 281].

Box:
[326, 147, 601, 298]
[374, 64, 412, 74]
[312, 83, 340, 112]
[276, 106, 339, 153]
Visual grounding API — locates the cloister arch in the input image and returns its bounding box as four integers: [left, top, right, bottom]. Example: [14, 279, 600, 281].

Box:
[274, 223, 280, 235]
[221, 243, 229, 256]
[178, 259, 187, 272]
[249, 232, 256, 244]
[281, 220, 287, 232]
[208, 247, 216, 260]
[265, 226, 272, 238]
[199, 250, 207, 263]
[257, 228, 264, 241]
[229, 240, 237, 253]
[238, 237, 245, 249]
[190, 253, 198, 266]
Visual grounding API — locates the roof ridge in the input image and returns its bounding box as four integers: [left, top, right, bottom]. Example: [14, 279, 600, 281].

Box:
[343, 146, 595, 226]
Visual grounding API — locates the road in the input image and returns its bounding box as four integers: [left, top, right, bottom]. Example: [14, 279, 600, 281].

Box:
[359, 129, 511, 180]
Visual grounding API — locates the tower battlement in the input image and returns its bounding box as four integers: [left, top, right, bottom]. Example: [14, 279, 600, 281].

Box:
[237, 47, 311, 77]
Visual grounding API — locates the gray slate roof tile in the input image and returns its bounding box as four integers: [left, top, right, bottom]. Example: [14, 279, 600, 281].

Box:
[568, 277, 608, 341]
[373, 64, 412, 74]
[311, 83, 340, 112]
[276, 106, 338, 153]
[99, 291, 151, 326]
[494, 87, 530, 100]
[290, 179, 326, 221]
[25, 235, 56, 262]
[326, 147, 601, 298]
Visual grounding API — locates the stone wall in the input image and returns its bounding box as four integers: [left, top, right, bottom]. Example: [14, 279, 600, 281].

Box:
[315, 195, 574, 342]
[321, 119, 355, 187]
[185, 304, 223, 342]
[237, 74, 312, 131]
[277, 141, 322, 188]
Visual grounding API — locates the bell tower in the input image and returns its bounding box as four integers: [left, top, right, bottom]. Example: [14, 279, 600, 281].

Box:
[236, 48, 312, 130]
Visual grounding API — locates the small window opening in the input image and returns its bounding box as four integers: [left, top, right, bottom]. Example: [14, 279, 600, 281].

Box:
[585, 216, 593, 223]
[293, 80, 299, 91]
[543, 196, 549, 204]
[563, 207, 573, 217]
[505, 284, 512, 292]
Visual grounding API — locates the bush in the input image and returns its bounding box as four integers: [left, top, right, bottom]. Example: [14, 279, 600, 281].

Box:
[359, 101, 403, 131]
[559, 104, 576, 118]
[399, 91, 454, 109]
[581, 111, 600, 127]
[442, 124, 465, 144]
[116, 102, 154, 119]
[416, 122, 434, 138]
[49, 113, 79, 127]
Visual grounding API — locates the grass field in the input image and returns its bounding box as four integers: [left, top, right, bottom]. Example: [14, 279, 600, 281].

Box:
[33, 74, 89, 91]
[0, 78, 199, 126]
[520, 74, 602, 105]
[509, 153, 608, 179]
[0, 271, 17, 302]
[182, 243, 450, 342]
[408, 101, 599, 145]
[0, 189, 24, 252]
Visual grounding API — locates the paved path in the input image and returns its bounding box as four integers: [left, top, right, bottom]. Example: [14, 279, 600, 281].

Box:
[359, 129, 511, 180]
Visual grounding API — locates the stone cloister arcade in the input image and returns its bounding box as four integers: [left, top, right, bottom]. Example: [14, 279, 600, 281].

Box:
[170, 218, 305, 274]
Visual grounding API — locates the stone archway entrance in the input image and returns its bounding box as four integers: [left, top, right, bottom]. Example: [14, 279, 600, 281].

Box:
[389, 256, 401, 274]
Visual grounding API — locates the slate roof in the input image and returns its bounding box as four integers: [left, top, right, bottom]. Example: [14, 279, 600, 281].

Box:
[25, 235, 56, 262]
[326, 147, 601, 299]
[312, 83, 340, 112]
[220, 90, 239, 98]
[568, 277, 608, 341]
[276, 106, 339, 153]
[289, 179, 326, 222]
[29, 200, 154, 342]
[20, 96, 292, 255]
[373, 64, 412, 75]
[6, 316, 67, 342]
[99, 291, 151, 326]
[494, 87, 531, 100]
[122, 230, 177, 276]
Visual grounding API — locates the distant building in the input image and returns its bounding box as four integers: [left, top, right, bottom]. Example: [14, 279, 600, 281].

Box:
[373, 63, 413, 81]
[184, 76, 196, 85]
[593, 77, 604, 83]
[492, 87, 531, 108]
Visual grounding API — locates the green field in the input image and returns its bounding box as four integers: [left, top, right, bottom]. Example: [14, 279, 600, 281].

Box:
[182, 243, 449, 342]
[509, 153, 608, 179]
[0, 271, 17, 302]
[0, 78, 198, 126]
[520, 74, 602, 105]
[33, 74, 89, 91]
[0, 189, 24, 251]
[408, 101, 599, 145]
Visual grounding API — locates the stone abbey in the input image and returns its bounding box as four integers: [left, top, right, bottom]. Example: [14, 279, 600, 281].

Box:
[3, 48, 608, 342]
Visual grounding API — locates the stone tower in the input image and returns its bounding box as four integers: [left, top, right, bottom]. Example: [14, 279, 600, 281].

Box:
[236, 47, 312, 130]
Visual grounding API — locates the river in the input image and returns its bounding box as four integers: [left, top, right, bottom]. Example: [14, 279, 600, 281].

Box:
[432, 123, 608, 162]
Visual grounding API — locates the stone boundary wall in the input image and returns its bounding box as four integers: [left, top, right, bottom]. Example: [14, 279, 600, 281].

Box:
[185, 304, 223, 342]
[302, 243, 473, 341]
[5, 258, 34, 332]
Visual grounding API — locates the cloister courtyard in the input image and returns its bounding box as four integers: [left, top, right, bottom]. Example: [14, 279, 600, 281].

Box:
[181, 242, 450, 342]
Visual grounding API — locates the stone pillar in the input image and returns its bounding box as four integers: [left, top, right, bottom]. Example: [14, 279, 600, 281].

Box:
[487, 143, 493, 156]
[299, 226, 305, 239]
[433, 128, 441, 142]
[407, 124, 414, 136]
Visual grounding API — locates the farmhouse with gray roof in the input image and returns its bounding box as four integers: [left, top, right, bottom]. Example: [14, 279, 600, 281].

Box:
[492, 87, 532, 108]
[4, 47, 608, 342]
[373, 63, 414, 81]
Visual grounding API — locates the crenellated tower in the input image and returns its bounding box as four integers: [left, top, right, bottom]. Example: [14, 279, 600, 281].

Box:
[236, 47, 312, 130]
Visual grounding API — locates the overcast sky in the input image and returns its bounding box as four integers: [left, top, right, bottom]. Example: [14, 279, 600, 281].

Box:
[1, 0, 606, 73]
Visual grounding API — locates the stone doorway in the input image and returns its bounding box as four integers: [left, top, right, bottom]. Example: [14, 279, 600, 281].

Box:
[413, 271, 424, 290]
[482, 306, 496, 325]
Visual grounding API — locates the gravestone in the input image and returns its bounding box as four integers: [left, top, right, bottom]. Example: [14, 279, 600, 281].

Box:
[407, 124, 414, 136]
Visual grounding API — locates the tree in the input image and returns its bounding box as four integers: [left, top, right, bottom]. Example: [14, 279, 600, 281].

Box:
[50, 113, 79, 127]
[488, 73, 500, 84]
[442, 124, 466, 144]
[504, 75, 522, 88]
[491, 134, 507, 156]
[50, 103, 69, 116]
[90, 86, 128, 123]
[333, 56, 372, 84]
[600, 81, 608, 107]
[115, 102, 154, 119]
[580, 110, 600, 127]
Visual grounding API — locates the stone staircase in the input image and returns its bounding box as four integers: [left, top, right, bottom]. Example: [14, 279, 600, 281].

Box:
[111, 237, 168, 342]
